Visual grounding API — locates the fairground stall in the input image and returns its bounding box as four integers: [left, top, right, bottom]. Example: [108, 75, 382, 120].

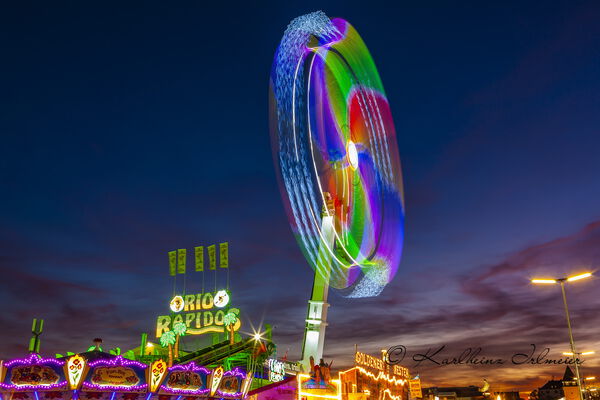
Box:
[0, 352, 253, 400]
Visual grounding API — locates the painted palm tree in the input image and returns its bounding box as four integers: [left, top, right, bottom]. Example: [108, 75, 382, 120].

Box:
[159, 330, 176, 366]
[173, 322, 187, 359]
[224, 308, 240, 345]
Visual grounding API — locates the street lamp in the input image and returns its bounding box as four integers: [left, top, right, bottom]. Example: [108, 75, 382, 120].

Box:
[563, 351, 595, 356]
[531, 272, 593, 400]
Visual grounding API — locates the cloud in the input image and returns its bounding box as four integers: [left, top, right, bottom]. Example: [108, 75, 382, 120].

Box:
[318, 220, 600, 390]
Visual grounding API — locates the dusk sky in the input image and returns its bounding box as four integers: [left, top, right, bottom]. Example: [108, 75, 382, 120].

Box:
[1, 0, 600, 392]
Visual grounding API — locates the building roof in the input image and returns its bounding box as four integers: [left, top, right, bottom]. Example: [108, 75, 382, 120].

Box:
[562, 366, 575, 382]
[540, 380, 563, 391]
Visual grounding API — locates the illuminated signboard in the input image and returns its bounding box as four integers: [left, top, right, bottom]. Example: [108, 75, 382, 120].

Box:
[266, 359, 285, 382]
[83, 356, 148, 392]
[148, 359, 167, 393]
[11, 366, 60, 386]
[354, 352, 409, 378]
[159, 362, 210, 395]
[91, 366, 139, 386]
[0, 354, 67, 391]
[216, 369, 246, 398]
[394, 365, 409, 378]
[409, 378, 422, 398]
[156, 291, 241, 337]
[66, 355, 87, 390]
[210, 366, 224, 397]
[355, 351, 386, 371]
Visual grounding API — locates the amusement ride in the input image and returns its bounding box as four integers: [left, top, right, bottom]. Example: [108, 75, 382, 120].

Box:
[0, 11, 409, 400]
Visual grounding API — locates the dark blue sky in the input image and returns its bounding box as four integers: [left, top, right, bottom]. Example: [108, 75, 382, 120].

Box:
[1, 0, 599, 391]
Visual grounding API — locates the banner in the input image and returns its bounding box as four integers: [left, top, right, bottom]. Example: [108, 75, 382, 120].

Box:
[177, 249, 186, 274]
[169, 251, 177, 276]
[195, 246, 204, 272]
[219, 242, 229, 268]
[208, 245, 216, 270]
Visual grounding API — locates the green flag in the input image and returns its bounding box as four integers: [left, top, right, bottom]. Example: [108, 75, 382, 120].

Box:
[177, 249, 186, 274]
[195, 246, 204, 272]
[208, 245, 216, 270]
[168, 251, 177, 276]
[219, 242, 229, 268]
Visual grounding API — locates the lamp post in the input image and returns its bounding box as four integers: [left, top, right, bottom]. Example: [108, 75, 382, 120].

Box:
[531, 272, 593, 400]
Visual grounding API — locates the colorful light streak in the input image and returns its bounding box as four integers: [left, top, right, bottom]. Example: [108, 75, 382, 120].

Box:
[270, 11, 405, 298]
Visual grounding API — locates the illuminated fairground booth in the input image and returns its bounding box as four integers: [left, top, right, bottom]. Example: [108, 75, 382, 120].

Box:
[0, 242, 296, 400]
[247, 350, 413, 400]
[338, 352, 410, 400]
[0, 353, 253, 400]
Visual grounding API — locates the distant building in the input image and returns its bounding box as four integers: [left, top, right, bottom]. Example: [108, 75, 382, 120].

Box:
[423, 385, 488, 400]
[537, 366, 578, 400]
[538, 379, 564, 400]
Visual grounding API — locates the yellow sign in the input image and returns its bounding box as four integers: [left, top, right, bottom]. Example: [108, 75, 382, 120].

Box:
[393, 365, 409, 378]
[210, 367, 224, 397]
[10, 366, 59, 386]
[66, 354, 87, 390]
[91, 366, 139, 387]
[156, 292, 241, 337]
[355, 351, 386, 371]
[148, 359, 167, 393]
[409, 379, 422, 399]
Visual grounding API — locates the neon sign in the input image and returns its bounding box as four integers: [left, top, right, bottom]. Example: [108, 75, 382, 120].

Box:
[355, 351, 386, 371]
[267, 359, 285, 382]
[156, 291, 241, 337]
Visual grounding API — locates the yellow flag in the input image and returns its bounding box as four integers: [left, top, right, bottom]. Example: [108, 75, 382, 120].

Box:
[219, 242, 229, 268]
[195, 246, 204, 272]
[177, 249, 186, 274]
[208, 245, 216, 270]
[168, 251, 177, 276]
